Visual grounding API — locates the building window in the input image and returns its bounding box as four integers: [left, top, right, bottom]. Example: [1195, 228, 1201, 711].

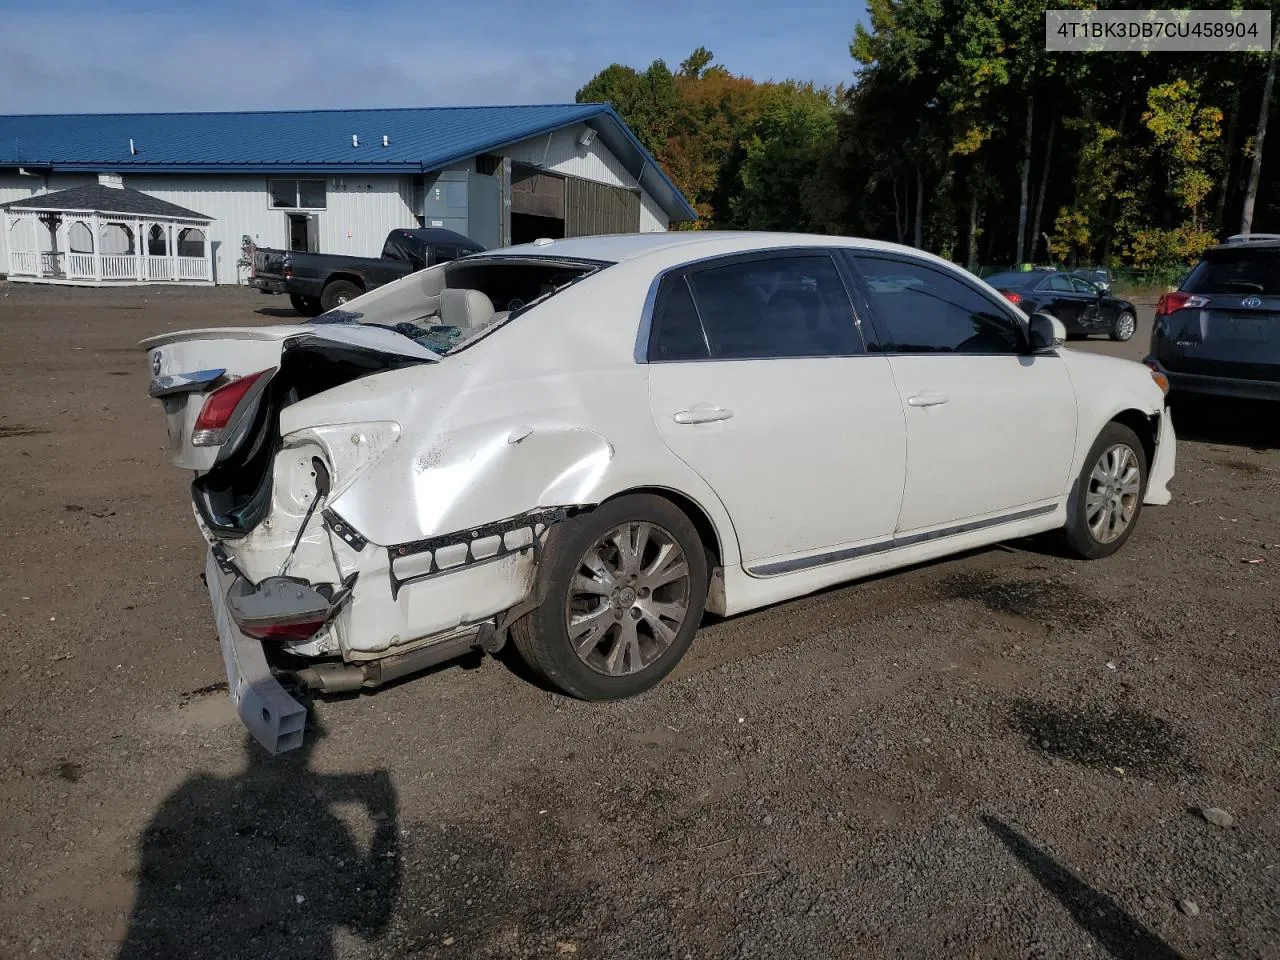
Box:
[269, 179, 327, 209]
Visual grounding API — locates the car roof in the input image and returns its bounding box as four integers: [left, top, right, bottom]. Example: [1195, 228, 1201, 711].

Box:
[1206, 238, 1280, 253]
[488, 231, 966, 270]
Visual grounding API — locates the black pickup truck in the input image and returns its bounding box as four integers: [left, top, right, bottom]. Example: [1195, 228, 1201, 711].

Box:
[249, 227, 485, 315]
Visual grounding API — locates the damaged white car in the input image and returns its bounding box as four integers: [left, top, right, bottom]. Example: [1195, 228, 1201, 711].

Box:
[145, 232, 1176, 752]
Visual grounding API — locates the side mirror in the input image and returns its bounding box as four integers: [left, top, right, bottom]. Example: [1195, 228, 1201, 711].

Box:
[1028, 312, 1067, 353]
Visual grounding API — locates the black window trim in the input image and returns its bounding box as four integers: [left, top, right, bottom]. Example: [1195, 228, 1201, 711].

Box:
[842, 249, 1034, 356]
[637, 246, 869, 364]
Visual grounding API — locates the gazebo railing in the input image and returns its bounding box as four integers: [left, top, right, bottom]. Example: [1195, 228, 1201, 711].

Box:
[177, 257, 211, 281]
[147, 256, 173, 281]
[101, 255, 137, 280]
[68, 254, 95, 279]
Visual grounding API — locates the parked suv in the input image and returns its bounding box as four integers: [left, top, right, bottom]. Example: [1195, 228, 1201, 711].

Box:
[1146, 237, 1280, 401]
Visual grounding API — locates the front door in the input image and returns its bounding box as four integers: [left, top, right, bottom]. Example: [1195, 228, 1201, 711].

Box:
[645, 250, 907, 569]
[850, 253, 1078, 534]
[286, 213, 318, 253]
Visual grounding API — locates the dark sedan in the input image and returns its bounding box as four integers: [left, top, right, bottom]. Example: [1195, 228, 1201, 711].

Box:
[1144, 238, 1280, 402]
[985, 270, 1138, 341]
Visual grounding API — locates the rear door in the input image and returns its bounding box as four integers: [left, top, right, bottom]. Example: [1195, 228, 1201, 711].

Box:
[645, 250, 906, 571]
[1037, 273, 1086, 329]
[848, 253, 1077, 534]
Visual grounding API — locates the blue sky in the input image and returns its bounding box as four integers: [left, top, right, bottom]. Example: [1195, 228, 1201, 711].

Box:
[0, 0, 867, 115]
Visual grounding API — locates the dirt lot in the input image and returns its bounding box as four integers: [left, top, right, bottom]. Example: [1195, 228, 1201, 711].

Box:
[0, 282, 1277, 960]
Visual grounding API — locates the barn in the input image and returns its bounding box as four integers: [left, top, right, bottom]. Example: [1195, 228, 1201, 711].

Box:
[0, 105, 695, 285]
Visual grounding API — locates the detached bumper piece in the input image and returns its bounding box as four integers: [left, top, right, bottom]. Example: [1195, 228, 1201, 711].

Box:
[386, 508, 567, 597]
[205, 550, 309, 755]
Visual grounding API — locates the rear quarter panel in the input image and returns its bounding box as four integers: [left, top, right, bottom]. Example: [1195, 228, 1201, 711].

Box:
[281, 265, 743, 563]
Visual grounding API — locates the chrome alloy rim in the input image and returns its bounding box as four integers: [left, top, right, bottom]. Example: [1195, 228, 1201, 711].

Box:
[565, 522, 692, 676]
[1086, 443, 1141, 543]
[1116, 312, 1136, 340]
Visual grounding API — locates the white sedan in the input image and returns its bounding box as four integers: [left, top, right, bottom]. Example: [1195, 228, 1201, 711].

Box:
[144, 232, 1175, 752]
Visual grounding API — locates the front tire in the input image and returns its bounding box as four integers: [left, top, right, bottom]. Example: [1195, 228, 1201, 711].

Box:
[320, 279, 362, 313]
[1062, 422, 1147, 559]
[1111, 310, 1137, 342]
[511, 495, 709, 700]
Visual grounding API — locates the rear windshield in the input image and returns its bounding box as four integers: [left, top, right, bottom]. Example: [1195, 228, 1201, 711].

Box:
[308, 256, 609, 355]
[1184, 250, 1280, 295]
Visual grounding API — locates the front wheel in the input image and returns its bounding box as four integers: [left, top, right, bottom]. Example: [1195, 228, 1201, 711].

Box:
[1111, 310, 1137, 342]
[1062, 422, 1148, 559]
[511, 494, 709, 700]
[319, 279, 362, 313]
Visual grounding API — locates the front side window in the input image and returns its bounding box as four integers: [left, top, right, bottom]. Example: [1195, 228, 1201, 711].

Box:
[269, 179, 327, 209]
[854, 256, 1024, 354]
[650, 253, 861, 362]
[1069, 275, 1098, 294]
[1042, 273, 1074, 293]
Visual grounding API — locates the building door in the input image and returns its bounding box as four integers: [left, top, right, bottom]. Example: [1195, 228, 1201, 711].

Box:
[566, 178, 640, 237]
[286, 213, 318, 253]
[510, 167, 565, 244]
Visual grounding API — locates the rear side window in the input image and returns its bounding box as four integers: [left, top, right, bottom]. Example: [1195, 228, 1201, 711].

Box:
[854, 256, 1024, 354]
[1184, 251, 1280, 295]
[650, 254, 861, 362]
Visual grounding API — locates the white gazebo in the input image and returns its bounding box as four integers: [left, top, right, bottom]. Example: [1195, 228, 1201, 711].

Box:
[2, 178, 214, 285]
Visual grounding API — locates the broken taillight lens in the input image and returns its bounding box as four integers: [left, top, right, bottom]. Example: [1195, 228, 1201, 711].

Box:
[192, 370, 270, 446]
[242, 617, 328, 641]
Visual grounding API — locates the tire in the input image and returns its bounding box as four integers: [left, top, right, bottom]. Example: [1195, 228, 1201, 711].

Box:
[319, 279, 362, 313]
[289, 293, 323, 317]
[511, 494, 709, 700]
[1062, 422, 1148, 559]
[1111, 310, 1137, 342]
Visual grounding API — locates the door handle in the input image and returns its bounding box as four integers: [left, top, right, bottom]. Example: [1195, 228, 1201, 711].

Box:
[673, 404, 734, 424]
[907, 394, 949, 407]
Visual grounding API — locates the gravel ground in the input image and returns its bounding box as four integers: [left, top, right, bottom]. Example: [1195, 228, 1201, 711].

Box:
[0, 282, 1277, 960]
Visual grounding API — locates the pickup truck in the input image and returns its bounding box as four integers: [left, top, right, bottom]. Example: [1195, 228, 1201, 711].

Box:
[249, 227, 485, 315]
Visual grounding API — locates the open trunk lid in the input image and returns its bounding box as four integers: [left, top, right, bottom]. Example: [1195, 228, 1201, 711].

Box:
[144, 324, 437, 472]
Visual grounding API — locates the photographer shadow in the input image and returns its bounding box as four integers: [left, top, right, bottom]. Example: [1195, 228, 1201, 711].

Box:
[117, 719, 400, 960]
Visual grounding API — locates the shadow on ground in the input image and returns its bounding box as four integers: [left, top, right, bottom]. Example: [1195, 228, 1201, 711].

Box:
[982, 815, 1183, 960]
[1170, 395, 1280, 451]
[254, 306, 306, 319]
[116, 720, 400, 960]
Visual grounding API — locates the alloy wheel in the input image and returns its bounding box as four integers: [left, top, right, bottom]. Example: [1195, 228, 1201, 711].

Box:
[564, 521, 692, 676]
[1085, 443, 1141, 543]
[1115, 312, 1135, 340]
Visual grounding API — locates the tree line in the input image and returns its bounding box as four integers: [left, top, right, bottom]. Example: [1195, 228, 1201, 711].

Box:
[576, 2, 1279, 278]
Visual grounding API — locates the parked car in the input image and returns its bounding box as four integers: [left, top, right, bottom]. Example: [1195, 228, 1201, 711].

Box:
[984, 269, 1139, 340]
[1071, 267, 1114, 294]
[250, 227, 485, 316]
[1146, 236, 1280, 401]
[143, 232, 1176, 752]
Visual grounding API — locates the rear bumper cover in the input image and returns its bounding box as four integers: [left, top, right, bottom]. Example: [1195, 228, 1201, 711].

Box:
[1146, 357, 1280, 402]
[206, 549, 308, 754]
[249, 278, 288, 295]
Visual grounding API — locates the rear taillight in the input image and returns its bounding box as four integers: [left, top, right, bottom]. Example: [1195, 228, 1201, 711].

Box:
[1155, 291, 1208, 316]
[192, 370, 270, 446]
[1001, 291, 1022, 305]
[283, 265, 294, 280]
[242, 617, 328, 641]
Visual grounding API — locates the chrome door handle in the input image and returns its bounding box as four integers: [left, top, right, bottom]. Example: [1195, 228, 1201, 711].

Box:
[907, 394, 949, 407]
[673, 404, 734, 425]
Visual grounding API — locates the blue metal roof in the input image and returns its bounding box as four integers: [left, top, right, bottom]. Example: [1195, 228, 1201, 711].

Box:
[0, 104, 696, 222]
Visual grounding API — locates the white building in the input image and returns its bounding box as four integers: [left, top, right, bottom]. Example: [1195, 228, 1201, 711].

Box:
[0, 105, 696, 285]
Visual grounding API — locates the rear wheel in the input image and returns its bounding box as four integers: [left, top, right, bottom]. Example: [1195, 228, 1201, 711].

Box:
[1111, 310, 1137, 342]
[289, 293, 323, 317]
[511, 495, 709, 700]
[1062, 422, 1147, 559]
[319, 279, 362, 313]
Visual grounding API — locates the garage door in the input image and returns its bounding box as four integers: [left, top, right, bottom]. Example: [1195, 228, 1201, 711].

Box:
[566, 179, 640, 237]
